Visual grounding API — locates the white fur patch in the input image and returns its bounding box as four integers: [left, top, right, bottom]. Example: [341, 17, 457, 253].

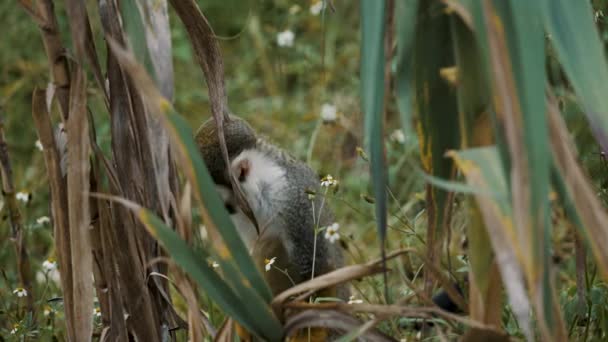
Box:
[231, 149, 287, 224]
[215, 185, 258, 251]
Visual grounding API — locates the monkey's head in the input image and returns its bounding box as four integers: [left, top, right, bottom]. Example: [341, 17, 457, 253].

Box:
[195, 115, 257, 186]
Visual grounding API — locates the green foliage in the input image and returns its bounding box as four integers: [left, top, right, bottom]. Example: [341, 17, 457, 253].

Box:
[4, 0, 608, 340]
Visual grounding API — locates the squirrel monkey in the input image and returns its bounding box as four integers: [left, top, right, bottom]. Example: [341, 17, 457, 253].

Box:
[195, 114, 347, 299]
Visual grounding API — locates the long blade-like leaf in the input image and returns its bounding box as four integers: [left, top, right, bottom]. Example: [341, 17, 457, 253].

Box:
[547, 97, 608, 281]
[412, 0, 459, 298]
[541, 0, 608, 153]
[105, 39, 282, 339]
[66, 66, 94, 342]
[135, 207, 271, 338]
[360, 0, 389, 301]
[449, 147, 533, 341]
[395, 0, 419, 136]
[479, 1, 561, 339]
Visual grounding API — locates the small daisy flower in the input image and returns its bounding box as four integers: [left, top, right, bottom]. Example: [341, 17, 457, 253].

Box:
[264, 257, 276, 272]
[320, 175, 338, 187]
[35, 140, 43, 151]
[43, 258, 57, 272]
[211, 261, 220, 268]
[16, 191, 30, 203]
[13, 287, 28, 297]
[347, 295, 363, 304]
[37, 216, 51, 225]
[310, 0, 325, 16]
[10, 324, 19, 334]
[389, 129, 406, 144]
[320, 103, 337, 123]
[94, 307, 102, 318]
[277, 30, 295, 47]
[324, 223, 340, 244]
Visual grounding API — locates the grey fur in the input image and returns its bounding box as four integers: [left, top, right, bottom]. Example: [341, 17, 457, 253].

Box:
[254, 139, 341, 281]
[196, 116, 346, 297]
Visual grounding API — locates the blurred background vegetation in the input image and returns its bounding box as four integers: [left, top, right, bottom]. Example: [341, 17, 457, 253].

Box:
[2, 0, 608, 340]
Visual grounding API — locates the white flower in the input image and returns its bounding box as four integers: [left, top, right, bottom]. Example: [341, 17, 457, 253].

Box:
[94, 307, 102, 318]
[16, 191, 30, 203]
[289, 5, 301, 14]
[389, 129, 405, 144]
[320, 103, 337, 123]
[37, 216, 51, 225]
[310, 0, 325, 16]
[320, 175, 338, 187]
[264, 257, 276, 272]
[13, 287, 28, 297]
[324, 223, 340, 244]
[347, 295, 363, 304]
[211, 261, 220, 268]
[35, 140, 43, 151]
[43, 306, 53, 316]
[10, 324, 19, 334]
[43, 259, 57, 272]
[277, 30, 295, 47]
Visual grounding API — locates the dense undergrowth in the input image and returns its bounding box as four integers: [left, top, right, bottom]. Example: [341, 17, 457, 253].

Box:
[1, 0, 608, 340]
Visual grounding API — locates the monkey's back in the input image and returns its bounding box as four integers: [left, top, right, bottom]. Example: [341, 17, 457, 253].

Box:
[256, 140, 345, 291]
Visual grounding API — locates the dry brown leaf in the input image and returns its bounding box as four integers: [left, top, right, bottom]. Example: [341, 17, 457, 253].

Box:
[284, 309, 395, 342]
[66, 66, 94, 341]
[169, 0, 259, 234]
[32, 88, 76, 335]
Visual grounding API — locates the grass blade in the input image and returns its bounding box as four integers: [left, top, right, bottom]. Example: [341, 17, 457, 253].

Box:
[135, 207, 276, 339]
[360, 0, 389, 301]
[450, 10, 500, 325]
[395, 0, 419, 136]
[412, 0, 459, 297]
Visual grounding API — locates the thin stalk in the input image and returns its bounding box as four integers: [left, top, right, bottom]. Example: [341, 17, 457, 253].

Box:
[311, 187, 330, 281]
[306, 119, 323, 167]
[272, 266, 296, 287]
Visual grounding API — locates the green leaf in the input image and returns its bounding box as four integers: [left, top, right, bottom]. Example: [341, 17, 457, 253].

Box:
[395, 0, 419, 137]
[411, 1, 459, 292]
[491, 1, 556, 334]
[449, 147, 533, 339]
[137, 208, 282, 340]
[103, 38, 280, 339]
[541, 0, 608, 152]
[165, 111, 275, 304]
[360, 0, 388, 297]
[119, 0, 156, 81]
[450, 14, 501, 326]
[419, 168, 501, 198]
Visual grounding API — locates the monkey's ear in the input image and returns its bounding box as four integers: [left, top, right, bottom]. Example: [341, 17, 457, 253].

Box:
[235, 158, 251, 182]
